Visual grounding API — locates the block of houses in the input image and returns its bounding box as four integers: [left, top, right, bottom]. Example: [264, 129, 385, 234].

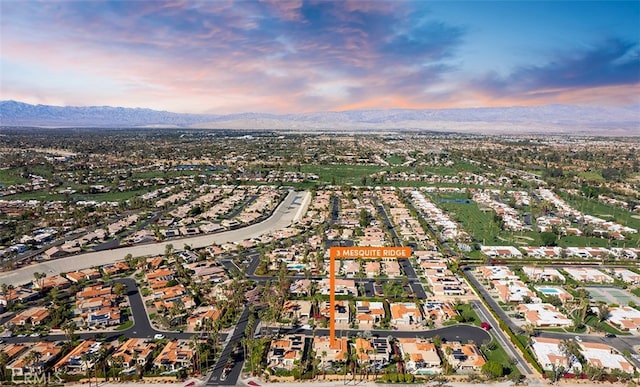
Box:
[580, 341, 635, 373]
[522, 266, 565, 282]
[610, 268, 640, 284]
[320, 301, 349, 325]
[54, 340, 103, 373]
[522, 246, 563, 259]
[65, 269, 101, 283]
[364, 261, 381, 277]
[7, 341, 62, 377]
[390, 302, 423, 326]
[341, 260, 360, 277]
[352, 337, 389, 364]
[112, 339, 157, 370]
[7, 307, 50, 327]
[516, 304, 572, 327]
[493, 280, 539, 303]
[267, 335, 304, 371]
[146, 268, 174, 284]
[186, 306, 223, 331]
[77, 284, 112, 300]
[102, 261, 130, 276]
[383, 260, 401, 277]
[0, 287, 39, 309]
[281, 300, 312, 323]
[422, 302, 457, 322]
[477, 266, 519, 281]
[0, 343, 29, 364]
[441, 342, 485, 372]
[480, 246, 522, 258]
[153, 284, 195, 310]
[320, 278, 357, 296]
[532, 337, 633, 373]
[397, 338, 441, 375]
[608, 306, 640, 333]
[355, 301, 385, 327]
[313, 337, 349, 365]
[289, 279, 312, 296]
[33, 275, 71, 291]
[153, 340, 195, 372]
[87, 307, 121, 327]
[563, 267, 614, 283]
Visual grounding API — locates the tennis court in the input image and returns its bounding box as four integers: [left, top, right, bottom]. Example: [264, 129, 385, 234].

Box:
[586, 286, 640, 306]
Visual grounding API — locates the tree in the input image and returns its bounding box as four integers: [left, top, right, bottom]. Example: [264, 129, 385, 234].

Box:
[0, 351, 9, 381]
[113, 282, 126, 298]
[33, 272, 46, 292]
[559, 339, 584, 372]
[164, 243, 174, 258]
[482, 361, 505, 378]
[597, 303, 610, 322]
[63, 320, 77, 344]
[540, 232, 557, 246]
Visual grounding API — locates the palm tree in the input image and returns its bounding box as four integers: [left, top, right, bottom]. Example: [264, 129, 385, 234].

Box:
[559, 339, 584, 373]
[321, 350, 327, 380]
[63, 320, 77, 344]
[33, 272, 46, 292]
[0, 351, 9, 381]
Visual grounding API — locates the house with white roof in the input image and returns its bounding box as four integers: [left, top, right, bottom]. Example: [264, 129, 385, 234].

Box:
[610, 268, 640, 284]
[532, 337, 633, 374]
[516, 303, 572, 327]
[608, 306, 640, 334]
[523, 266, 565, 282]
[563, 267, 614, 283]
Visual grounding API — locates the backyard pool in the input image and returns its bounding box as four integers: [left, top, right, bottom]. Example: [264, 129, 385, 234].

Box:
[537, 287, 561, 295]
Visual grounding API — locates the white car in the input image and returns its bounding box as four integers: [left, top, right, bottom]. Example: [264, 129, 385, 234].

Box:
[154, 334, 165, 340]
[574, 335, 582, 342]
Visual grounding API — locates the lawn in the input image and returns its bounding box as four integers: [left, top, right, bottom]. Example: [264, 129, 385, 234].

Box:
[298, 164, 391, 185]
[385, 155, 404, 165]
[115, 320, 134, 331]
[74, 187, 160, 202]
[584, 315, 626, 336]
[427, 193, 504, 245]
[559, 191, 640, 244]
[0, 168, 29, 185]
[4, 187, 158, 202]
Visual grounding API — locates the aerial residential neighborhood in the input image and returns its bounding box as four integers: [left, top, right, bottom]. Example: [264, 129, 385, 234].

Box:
[0, 130, 639, 387]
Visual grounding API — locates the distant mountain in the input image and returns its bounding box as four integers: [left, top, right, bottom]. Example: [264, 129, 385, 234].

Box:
[1, 100, 638, 135]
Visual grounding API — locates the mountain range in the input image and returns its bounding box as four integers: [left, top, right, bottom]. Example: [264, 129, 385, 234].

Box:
[1, 100, 638, 135]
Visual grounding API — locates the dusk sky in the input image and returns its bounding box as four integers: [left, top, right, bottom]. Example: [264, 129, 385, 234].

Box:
[1, 0, 639, 114]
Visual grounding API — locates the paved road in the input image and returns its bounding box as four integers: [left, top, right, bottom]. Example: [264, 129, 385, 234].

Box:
[471, 300, 533, 375]
[0, 190, 308, 287]
[207, 307, 251, 386]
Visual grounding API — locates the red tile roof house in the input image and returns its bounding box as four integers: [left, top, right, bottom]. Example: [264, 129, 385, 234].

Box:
[267, 335, 304, 371]
[153, 340, 194, 372]
[112, 339, 157, 369]
[54, 340, 105, 373]
[7, 341, 62, 377]
[65, 269, 101, 283]
[7, 307, 50, 327]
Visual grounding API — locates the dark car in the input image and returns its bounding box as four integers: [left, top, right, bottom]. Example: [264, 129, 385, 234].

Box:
[605, 333, 616, 338]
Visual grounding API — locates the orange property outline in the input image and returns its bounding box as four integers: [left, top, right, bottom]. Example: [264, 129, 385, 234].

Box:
[328, 246, 412, 348]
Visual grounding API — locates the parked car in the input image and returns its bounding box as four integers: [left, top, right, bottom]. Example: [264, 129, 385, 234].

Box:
[605, 333, 616, 338]
[154, 334, 165, 340]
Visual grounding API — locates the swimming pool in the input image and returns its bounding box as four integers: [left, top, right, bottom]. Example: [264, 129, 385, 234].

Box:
[537, 287, 560, 295]
[287, 264, 306, 271]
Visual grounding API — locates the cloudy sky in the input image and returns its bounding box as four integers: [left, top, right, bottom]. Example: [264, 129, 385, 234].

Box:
[1, 0, 639, 114]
